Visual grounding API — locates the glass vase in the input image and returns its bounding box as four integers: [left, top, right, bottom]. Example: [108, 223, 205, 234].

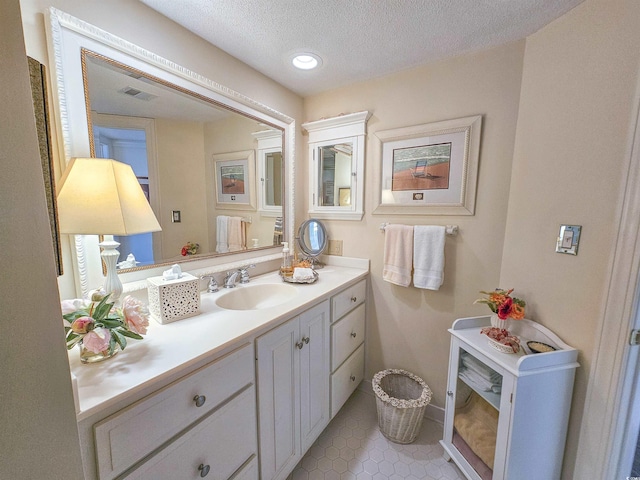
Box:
[79, 341, 119, 364]
[490, 313, 510, 332]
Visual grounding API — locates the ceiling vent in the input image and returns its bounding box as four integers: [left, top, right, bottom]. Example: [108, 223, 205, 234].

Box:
[119, 86, 158, 101]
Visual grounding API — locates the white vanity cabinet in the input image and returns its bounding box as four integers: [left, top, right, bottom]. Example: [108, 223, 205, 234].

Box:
[441, 316, 579, 480]
[330, 278, 366, 417]
[93, 343, 256, 480]
[256, 300, 331, 480]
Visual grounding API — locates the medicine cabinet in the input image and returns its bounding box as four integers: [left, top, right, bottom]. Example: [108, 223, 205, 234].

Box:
[253, 129, 284, 217]
[302, 111, 371, 220]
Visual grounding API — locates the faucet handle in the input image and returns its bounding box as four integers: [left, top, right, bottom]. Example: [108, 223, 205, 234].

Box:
[239, 264, 256, 284]
[201, 275, 219, 293]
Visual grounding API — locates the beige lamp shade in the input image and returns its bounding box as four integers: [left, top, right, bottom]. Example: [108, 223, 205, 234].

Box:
[57, 158, 161, 235]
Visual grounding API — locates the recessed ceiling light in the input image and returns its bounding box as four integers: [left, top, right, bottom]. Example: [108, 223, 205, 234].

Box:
[292, 53, 321, 70]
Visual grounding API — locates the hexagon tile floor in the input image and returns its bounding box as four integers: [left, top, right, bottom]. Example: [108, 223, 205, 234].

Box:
[288, 389, 464, 480]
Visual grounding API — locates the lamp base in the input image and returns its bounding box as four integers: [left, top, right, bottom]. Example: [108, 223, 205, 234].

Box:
[100, 236, 123, 304]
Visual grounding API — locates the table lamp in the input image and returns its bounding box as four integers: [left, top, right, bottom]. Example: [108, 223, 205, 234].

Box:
[57, 158, 162, 303]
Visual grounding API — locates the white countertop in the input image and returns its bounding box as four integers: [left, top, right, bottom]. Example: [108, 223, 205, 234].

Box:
[69, 260, 369, 421]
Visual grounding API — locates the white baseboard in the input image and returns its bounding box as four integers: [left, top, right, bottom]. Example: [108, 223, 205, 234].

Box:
[357, 379, 445, 425]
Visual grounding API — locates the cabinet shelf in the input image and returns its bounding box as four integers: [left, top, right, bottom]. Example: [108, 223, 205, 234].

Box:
[457, 373, 501, 411]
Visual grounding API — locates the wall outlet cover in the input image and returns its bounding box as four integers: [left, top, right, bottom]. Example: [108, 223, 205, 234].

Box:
[328, 239, 343, 256]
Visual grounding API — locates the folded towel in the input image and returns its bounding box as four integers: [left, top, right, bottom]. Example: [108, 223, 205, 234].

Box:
[216, 215, 229, 253]
[461, 353, 501, 383]
[413, 225, 446, 290]
[382, 224, 414, 287]
[293, 267, 315, 281]
[228, 216, 246, 252]
[459, 369, 496, 392]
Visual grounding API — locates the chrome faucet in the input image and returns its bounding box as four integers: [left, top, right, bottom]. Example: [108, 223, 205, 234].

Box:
[223, 270, 242, 288]
[223, 264, 256, 288]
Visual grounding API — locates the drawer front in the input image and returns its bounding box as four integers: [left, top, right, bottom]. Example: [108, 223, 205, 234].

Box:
[331, 278, 366, 322]
[331, 343, 365, 418]
[331, 303, 365, 371]
[124, 386, 257, 480]
[95, 343, 254, 480]
[229, 455, 258, 480]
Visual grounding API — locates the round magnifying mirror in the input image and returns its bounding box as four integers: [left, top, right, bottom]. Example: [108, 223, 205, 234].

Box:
[297, 219, 328, 268]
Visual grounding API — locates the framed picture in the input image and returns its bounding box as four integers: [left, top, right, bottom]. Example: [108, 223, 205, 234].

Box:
[28, 57, 63, 275]
[339, 188, 351, 206]
[373, 115, 482, 216]
[211, 150, 256, 210]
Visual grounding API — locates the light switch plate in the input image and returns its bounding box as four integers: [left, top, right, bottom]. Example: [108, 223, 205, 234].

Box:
[556, 225, 581, 255]
[328, 239, 343, 256]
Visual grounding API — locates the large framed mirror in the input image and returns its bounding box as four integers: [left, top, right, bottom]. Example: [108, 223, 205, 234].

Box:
[46, 8, 295, 296]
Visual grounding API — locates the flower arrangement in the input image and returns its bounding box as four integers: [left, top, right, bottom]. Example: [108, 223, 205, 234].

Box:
[181, 241, 199, 256]
[474, 288, 526, 320]
[61, 294, 149, 357]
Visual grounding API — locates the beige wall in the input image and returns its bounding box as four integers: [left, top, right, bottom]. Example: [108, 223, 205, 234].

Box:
[1, 0, 83, 476]
[304, 40, 526, 408]
[501, 0, 640, 477]
[155, 118, 209, 259]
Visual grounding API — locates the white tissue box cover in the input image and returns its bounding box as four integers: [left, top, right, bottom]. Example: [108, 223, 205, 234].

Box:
[147, 272, 200, 324]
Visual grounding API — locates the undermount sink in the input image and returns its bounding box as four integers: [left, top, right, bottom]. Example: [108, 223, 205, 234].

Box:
[215, 283, 298, 310]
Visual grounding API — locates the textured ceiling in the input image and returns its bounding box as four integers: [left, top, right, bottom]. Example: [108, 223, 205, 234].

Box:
[139, 0, 583, 97]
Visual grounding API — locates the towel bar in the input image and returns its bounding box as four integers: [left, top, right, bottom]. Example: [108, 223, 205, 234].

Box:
[379, 223, 458, 236]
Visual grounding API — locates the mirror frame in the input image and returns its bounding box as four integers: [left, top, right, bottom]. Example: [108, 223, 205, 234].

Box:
[297, 219, 328, 257]
[46, 7, 296, 297]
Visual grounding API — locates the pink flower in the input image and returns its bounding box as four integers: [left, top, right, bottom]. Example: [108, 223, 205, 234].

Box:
[70, 316, 94, 334]
[122, 295, 150, 335]
[82, 328, 111, 354]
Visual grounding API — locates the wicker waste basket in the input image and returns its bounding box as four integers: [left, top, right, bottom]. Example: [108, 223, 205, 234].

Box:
[372, 369, 432, 444]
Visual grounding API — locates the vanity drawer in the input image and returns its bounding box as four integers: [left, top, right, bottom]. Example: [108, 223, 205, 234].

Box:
[331, 343, 365, 418]
[331, 278, 366, 322]
[95, 343, 254, 480]
[331, 303, 365, 371]
[123, 385, 257, 479]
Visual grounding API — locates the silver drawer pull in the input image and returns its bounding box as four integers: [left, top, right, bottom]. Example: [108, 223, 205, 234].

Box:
[193, 395, 206, 407]
[198, 464, 210, 477]
[350, 296, 357, 302]
[350, 375, 356, 382]
[350, 332, 357, 338]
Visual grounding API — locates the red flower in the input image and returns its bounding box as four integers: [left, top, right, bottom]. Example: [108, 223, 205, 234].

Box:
[497, 297, 513, 319]
[181, 247, 188, 256]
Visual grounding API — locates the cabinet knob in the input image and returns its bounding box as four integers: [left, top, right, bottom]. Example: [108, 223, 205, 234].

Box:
[198, 464, 210, 477]
[303, 336, 310, 344]
[193, 395, 206, 407]
[447, 390, 453, 397]
[350, 375, 356, 382]
[350, 332, 357, 338]
[351, 296, 357, 302]
[296, 341, 304, 350]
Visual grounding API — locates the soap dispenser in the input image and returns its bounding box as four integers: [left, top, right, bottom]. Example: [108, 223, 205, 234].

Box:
[280, 242, 293, 278]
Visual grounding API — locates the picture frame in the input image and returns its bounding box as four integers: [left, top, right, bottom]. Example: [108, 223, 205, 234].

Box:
[28, 57, 63, 275]
[339, 187, 351, 206]
[372, 115, 482, 216]
[210, 150, 256, 210]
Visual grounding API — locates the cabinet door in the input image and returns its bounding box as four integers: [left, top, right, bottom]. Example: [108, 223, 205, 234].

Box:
[299, 300, 330, 451]
[256, 317, 300, 480]
[442, 339, 511, 480]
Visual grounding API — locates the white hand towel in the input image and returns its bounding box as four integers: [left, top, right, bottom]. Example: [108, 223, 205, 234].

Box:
[216, 215, 229, 253]
[413, 225, 446, 290]
[382, 224, 414, 287]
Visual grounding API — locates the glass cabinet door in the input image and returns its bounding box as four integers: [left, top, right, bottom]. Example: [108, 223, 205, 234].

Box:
[444, 343, 511, 480]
